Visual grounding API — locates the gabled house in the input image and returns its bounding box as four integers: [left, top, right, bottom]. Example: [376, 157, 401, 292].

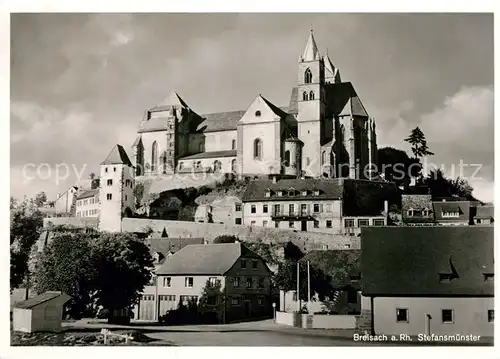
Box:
[361, 226, 494, 337]
[146, 237, 205, 270]
[432, 200, 470, 226]
[133, 242, 272, 323]
[473, 205, 494, 225]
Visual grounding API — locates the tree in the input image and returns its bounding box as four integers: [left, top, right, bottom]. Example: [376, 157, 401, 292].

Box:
[34, 192, 47, 207]
[377, 147, 421, 187]
[404, 127, 434, 158]
[133, 182, 145, 209]
[10, 195, 44, 290]
[161, 227, 168, 238]
[90, 232, 154, 323]
[32, 232, 96, 319]
[421, 169, 479, 201]
[213, 235, 239, 244]
[89, 172, 96, 180]
[198, 279, 224, 323]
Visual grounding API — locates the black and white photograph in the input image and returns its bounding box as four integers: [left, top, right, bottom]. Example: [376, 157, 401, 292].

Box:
[5, 6, 496, 353]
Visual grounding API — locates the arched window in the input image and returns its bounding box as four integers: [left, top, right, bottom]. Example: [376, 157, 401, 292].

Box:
[179, 162, 184, 170]
[302, 91, 308, 101]
[231, 159, 237, 173]
[253, 139, 262, 160]
[213, 160, 222, 173]
[321, 151, 326, 165]
[284, 150, 290, 167]
[304, 68, 312, 84]
[151, 141, 158, 172]
[309, 91, 315, 100]
[306, 157, 310, 166]
[232, 139, 236, 150]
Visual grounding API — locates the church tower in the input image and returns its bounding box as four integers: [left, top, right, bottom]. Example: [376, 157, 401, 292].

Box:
[98, 144, 135, 232]
[297, 30, 326, 177]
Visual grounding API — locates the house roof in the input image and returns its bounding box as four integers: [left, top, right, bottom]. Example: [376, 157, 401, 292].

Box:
[101, 144, 132, 167]
[76, 189, 98, 200]
[156, 243, 262, 276]
[475, 206, 494, 220]
[196, 110, 245, 132]
[14, 291, 70, 309]
[361, 226, 494, 297]
[178, 150, 237, 161]
[148, 237, 205, 265]
[242, 178, 344, 202]
[432, 201, 470, 222]
[402, 194, 434, 223]
[300, 249, 361, 290]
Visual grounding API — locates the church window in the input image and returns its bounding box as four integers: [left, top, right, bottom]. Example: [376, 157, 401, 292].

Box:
[151, 141, 158, 172]
[179, 162, 184, 170]
[232, 139, 236, 150]
[253, 139, 263, 160]
[105, 167, 108, 173]
[306, 157, 310, 166]
[321, 151, 326, 165]
[284, 150, 290, 167]
[231, 159, 237, 173]
[309, 91, 315, 100]
[304, 68, 312, 83]
[302, 91, 308, 101]
[213, 160, 222, 173]
[107, 179, 113, 186]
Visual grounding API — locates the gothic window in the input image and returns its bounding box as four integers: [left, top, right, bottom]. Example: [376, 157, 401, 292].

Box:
[306, 157, 311, 166]
[253, 139, 262, 160]
[309, 91, 315, 100]
[232, 139, 236, 150]
[231, 159, 237, 173]
[302, 91, 308, 101]
[284, 150, 290, 167]
[321, 151, 326, 165]
[304, 68, 312, 83]
[151, 141, 158, 172]
[213, 160, 222, 173]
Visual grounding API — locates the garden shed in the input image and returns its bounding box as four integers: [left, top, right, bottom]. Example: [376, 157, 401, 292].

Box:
[12, 291, 71, 333]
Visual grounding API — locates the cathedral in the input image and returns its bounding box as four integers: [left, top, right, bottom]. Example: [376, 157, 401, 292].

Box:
[131, 30, 378, 180]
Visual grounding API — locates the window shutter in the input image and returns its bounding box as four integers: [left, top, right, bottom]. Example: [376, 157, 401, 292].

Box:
[320, 204, 324, 213]
[280, 204, 284, 214]
[307, 204, 310, 214]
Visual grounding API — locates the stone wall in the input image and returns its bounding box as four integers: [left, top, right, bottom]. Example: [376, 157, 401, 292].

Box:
[43, 217, 99, 229]
[121, 218, 360, 251]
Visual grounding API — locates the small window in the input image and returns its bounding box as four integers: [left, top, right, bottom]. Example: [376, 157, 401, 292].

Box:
[344, 219, 355, 228]
[263, 204, 268, 213]
[313, 204, 320, 213]
[442, 309, 454, 323]
[263, 220, 268, 227]
[289, 221, 295, 228]
[231, 297, 240, 306]
[233, 277, 240, 287]
[277, 191, 283, 197]
[304, 68, 312, 84]
[255, 110, 261, 117]
[113, 167, 116, 172]
[373, 219, 385, 226]
[250, 221, 256, 226]
[252, 260, 258, 270]
[209, 277, 218, 287]
[274, 204, 281, 215]
[185, 277, 194, 288]
[163, 277, 171, 287]
[313, 190, 320, 196]
[105, 167, 108, 173]
[125, 195, 127, 201]
[246, 277, 253, 288]
[258, 297, 264, 305]
[358, 219, 370, 227]
[396, 308, 408, 323]
[309, 91, 315, 100]
[302, 91, 309, 101]
[274, 221, 279, 228]
[314, 221, 319, 228]
[265, 190, 271, 198]
[301, 190, 308, 196]
[344, 243, 351, 249]
[289, 204, 295, 214]
[235, 204, 242, 212]
[106, 193, 112, 200]
[231, 139, 236, 150]
[235, 218, 242, 225]
[251, 205, 256, 214]
[407, 209, 414, 217]
[306, 157, 310, 166]
[240, 259, 247, 269]
[326, 220, 332, 228]
[488, 310, 494, 323]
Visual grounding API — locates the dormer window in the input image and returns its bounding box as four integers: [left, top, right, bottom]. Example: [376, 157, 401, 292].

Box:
[313, 189, 320, 196]
[301, 190, 308, 196]
[277, 190, 283, 197]
[442, 211, 460, 218]
[265, 189, 272, 198]
[422, 208, 430, 216]
[407, 209, 414, 217]
[288, 188, 296, 196]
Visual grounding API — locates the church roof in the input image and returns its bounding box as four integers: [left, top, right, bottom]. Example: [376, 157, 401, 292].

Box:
[178, 150, 237, 160]
[101, 144, 132, 166]
[260, 95, 288, 118]
[339, 96, 369, 118]
[196, 110, 245, 132]
[323, 53, 341, 83]
[301, 30, 320, 62]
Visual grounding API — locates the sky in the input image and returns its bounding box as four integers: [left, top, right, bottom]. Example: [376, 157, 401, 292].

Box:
[10, 13, 494, 202]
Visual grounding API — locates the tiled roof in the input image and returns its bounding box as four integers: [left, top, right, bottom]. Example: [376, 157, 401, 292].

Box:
[242, 178, 344, 202]
[178, 150, 237, 160]
[432, 201, 470, 222]
[196, 110, 245, 132]
[339, 97, 369, 118]
[301, 249, 361, 290]
[474, 206, 494, 220]
[101, 144, 132, 167]
[402, 194, 434, 223]
[288, 88, 299, 114]
[361, 226, 494, 296]
[14, 291, 70, 309]
[76, 189, 98, 200]
[260, 95, 288, 118]
[156, 243, 263, 276]
[147, 237, 205, 265]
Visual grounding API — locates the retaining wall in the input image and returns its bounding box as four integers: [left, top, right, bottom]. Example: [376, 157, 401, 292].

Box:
[275, 311, 357, 329]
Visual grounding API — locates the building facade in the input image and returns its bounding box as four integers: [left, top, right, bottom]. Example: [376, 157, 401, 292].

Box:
[75, 189, 99, 218]
[361, 226, 494, 337]
[131, 30, 377, 180]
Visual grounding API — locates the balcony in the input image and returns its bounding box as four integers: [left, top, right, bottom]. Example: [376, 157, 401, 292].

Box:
[271, 210, 316, 220]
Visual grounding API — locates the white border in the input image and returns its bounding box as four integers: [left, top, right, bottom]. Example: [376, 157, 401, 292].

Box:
[2, 2, 498, 359]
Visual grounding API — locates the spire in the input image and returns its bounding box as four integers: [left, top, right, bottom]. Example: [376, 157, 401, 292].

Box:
[301, 29, 320, 62]
[101, 144, 132, 166]
[323, 52, 342, 83]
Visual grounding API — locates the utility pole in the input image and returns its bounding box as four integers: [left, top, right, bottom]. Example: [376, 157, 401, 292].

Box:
[296, 262, 300, 312]
[307, 260, 311, 312]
